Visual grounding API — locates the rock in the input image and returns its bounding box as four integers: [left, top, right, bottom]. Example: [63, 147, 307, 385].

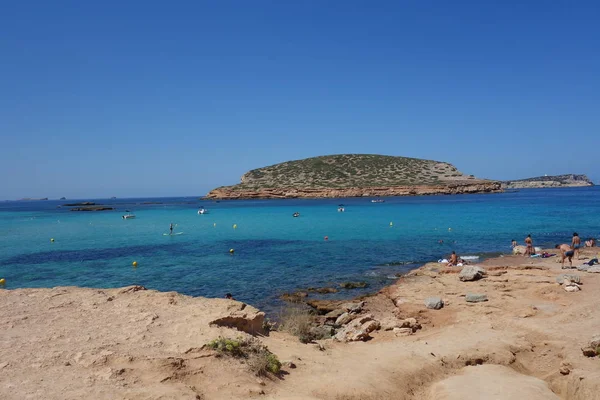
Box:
[394, 298, 406, 307]
[339, 282, 368, 289]
[335, 312, 354, 326]
[465, 293, 488, 303]
[556, 274, 581, 284]
[589, 335, 600, 349]
[280, 291, 309, 303]
[393, 327, 413, 336]
[459, 266, 487, 281]
[306, 287, 338, 294]
[306, 300, 343, 314]
[118, 285, 147, 294]
[577, 265, 591, 271]
[209, 305, 266, 334]
[282, 360, 296, 369]
[309, 325, 334, 340]
[425, 297, 444, 310]
[340, 301, 365, 313]
[379, 317, 401, 331]
[334, 315, 379, 342]
[324, 309, 345, 320]
[587, 266, 600, 273]
[559, 362, 571, 375]
[582, 347, 597, 357]
[564, 284, 581, 292]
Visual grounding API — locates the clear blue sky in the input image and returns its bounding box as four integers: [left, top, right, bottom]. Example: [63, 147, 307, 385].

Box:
[1, 1, 598, 199]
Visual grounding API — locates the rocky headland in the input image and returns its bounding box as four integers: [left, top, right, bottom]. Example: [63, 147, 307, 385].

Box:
[206, 154, 503, 199]
[2, 248, 600, 399]
[502, 174, 593, 189]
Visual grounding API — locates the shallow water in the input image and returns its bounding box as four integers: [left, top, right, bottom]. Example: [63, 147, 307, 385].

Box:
[1, 187, 599, 312]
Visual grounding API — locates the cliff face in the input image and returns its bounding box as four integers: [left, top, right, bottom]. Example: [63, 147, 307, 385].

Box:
[206, 182, 503, 200]
[207, 154, 502, 199]
[502, 174, 593, 189]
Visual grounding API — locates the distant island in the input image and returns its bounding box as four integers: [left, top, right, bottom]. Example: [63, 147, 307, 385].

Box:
[502, 174, 593, 189]
[206, 154, 502, 199]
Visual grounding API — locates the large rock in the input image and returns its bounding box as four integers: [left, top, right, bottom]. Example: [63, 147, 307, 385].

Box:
[459, 266, 487, 282]
[587, 266, 600, 273]
[577, 265, 591, 271]
[209, 304, 266, 334]
[334, 314, 380, 342]
[335, 312, 354, 326]
[425, 297, 444, 310]
[556, 274, 581, 284]
[340, 301, 365, 313]
[428, 364, 560, 400]
[465, 293, 488, 303]
[589, 335, 600, 349]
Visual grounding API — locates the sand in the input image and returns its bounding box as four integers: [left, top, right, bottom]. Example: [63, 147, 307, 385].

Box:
[1, 248, 600, 399]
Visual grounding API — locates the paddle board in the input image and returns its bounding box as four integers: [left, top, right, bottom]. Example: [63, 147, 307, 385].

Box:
[163, 232, 184, 236]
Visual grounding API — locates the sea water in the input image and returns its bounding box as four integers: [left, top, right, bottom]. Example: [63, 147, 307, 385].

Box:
[1, 187, 599, 313]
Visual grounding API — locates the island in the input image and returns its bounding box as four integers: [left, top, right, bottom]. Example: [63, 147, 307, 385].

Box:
[502, 174, 593, 189]
[206, 154, 502, 199]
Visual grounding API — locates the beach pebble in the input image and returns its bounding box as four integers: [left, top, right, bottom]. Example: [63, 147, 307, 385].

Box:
[425, 297, 444, 310]
[458, 266, 487, 282]
[465, 293, 488, 303]
[556, 274, 581, 285]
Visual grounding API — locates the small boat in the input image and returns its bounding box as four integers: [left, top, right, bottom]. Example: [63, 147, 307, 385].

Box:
[122, 214, 136, 219]
[371, 199, 385, 203]
[338, 207, 345, 212]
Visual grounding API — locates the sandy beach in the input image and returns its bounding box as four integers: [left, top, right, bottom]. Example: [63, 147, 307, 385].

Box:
[2, 247, 600, 400]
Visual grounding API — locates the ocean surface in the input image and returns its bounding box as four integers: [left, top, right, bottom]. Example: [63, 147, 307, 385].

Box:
[1, 187, 599, 313]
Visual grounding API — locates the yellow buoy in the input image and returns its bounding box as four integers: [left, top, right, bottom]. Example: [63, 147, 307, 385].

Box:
[229, 248, 234, 254]
[389, 222, 393, 227]
[0, 278, 5, 285]
[233, 224, 237, 229]
[50, 238, 55, 242]
[132, 261, 138, 267]
[448, 228, 452, 231]
[213, 223, 216, 227]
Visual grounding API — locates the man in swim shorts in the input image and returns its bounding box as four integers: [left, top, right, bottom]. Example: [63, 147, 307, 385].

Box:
[572, 232, 581, 260]
[446, 251, 458, 267]
[524, 235, 534, 256]
[556, 244, 574, 268]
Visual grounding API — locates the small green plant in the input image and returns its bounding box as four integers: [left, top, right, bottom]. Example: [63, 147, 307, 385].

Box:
[205, 336, 281, 376]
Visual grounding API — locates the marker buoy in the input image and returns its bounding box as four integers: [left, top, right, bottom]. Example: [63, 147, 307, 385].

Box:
[229, 248, 234, 254]
[324, 236, 329, 241]
[448, 228, 452, 231]
[233, 224, 237, 229]
[132, 261, 138, 267]
[0, 278, 5, 285]
[213, 223, 216, 227]
[50, 238, 55, 242]
[390, 222, 393, 227]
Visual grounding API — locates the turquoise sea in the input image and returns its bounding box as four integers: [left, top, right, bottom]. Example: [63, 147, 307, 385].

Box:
[1, 187, 599, 313]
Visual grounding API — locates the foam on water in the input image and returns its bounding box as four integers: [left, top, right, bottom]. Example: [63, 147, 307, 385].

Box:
[1, 187, 600, 312]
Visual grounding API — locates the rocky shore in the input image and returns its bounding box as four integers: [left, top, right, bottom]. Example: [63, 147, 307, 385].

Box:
[2, 248, 600, 399]
[502, 174, 593, 189]
[205, 181, 502, 200]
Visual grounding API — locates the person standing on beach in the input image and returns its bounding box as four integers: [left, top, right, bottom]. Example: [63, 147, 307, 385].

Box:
[524, 235, 534, 256]
[572, 232, 581, 259]
[556, 244, 575, 268]
[169, 223, 174, 235]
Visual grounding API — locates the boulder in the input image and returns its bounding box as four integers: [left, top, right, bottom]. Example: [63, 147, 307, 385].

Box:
[459, 266, 487, 282]
[582, 347, 597, 357]
[577, 265, 591, 272]
[334, 314, 379, 342]
[309, 325, 334, 340]
[324, 308, 345, 320]
[564, 283, 581, 292]
[339, 282, 368, 289]
[587, 266, 600, 273]
[209, 305, 266, 334]
[340, 301, 365, 314]
[556, 274, 581, 284]
[379, 317, 402, 331]
[335, 312, 354, 326]
[466, 293, 488, 303]
[425, 297, 444, 310]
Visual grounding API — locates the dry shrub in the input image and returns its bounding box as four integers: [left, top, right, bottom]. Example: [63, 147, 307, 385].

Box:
[206, 336, 281, 376]
[278, 306, 316, 343]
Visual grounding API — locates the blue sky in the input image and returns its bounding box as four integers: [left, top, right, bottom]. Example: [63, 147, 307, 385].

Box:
[1, 1, 598, 199]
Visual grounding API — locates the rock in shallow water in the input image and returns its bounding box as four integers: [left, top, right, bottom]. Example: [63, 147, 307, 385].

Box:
[425, 297, 444, 310]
